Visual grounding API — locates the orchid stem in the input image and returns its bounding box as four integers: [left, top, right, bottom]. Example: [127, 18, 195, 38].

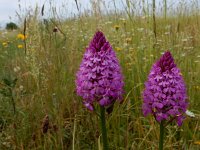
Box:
[100, 106, 109, 150]
[159, 121, 165, 150]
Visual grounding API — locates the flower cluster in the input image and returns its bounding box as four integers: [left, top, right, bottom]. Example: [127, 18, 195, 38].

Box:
[18, 44, 23, 49]
[17, 33, 26, 40]
[2, 42, 8, 47]
[143, 51, 188, 126]
[76, 31, 124, 111]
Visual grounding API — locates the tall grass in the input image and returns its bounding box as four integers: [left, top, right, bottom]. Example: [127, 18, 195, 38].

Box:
[0, 0, 200, 149]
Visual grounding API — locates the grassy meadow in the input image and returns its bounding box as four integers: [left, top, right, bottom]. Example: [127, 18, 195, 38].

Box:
[0, 0, 200, 149]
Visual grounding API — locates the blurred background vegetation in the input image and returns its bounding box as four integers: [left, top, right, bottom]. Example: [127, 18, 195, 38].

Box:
[0, 0, 200, 149]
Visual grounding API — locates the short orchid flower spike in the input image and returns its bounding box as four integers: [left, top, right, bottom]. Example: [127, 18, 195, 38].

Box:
[142, 51, 188, 126]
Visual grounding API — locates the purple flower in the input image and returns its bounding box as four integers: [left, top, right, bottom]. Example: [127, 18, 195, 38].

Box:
[142, 51, 188, 126]
[76, 31, 124, 111]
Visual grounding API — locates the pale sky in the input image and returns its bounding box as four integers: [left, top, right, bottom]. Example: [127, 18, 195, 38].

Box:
[0, 0, 125, 24]
[0, 0, 199, 28]
[0, 0, 92, 27]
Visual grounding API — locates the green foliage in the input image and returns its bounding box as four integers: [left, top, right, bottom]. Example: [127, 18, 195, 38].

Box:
[5, 22, 18, 30]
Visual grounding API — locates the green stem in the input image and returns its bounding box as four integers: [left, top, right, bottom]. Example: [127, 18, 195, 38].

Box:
[100, 106, 109, 150]
[152, 0, 157, 40]
[159, 121, 165, 150]
[9, 88, 16, 115]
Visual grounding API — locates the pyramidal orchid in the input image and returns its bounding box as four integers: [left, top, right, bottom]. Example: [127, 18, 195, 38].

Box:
[142, 51, 188, 150]
[76, 31, 124, 150]
[76, 31, 124, 110]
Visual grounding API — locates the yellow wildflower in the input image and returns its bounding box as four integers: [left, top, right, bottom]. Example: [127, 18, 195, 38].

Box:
[194, 86, 200, 90]
[17, 33, 26, 40]
[115, 47, 122, 51]
[194, 141, 200, 145]
[18, 44, 23, 48]
[114, 25, 120, 31]
[2, 42, 8, 47]
[126, 37, 132, 43]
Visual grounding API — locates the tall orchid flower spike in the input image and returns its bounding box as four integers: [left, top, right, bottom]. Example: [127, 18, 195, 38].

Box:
[76, 31, 124, 150]
[142, 51, 188, 150]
